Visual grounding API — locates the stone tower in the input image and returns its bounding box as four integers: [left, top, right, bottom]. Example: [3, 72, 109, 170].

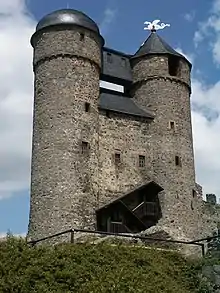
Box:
[28, 9, 104, 240]
[130, 31, 197, 239]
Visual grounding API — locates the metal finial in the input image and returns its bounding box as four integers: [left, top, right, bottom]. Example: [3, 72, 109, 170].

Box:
[144, 20, 170, 32]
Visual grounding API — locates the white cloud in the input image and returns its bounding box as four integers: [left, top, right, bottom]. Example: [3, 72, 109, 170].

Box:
[0, 0, 25, 14]
[184, 11, 196, 23]
[194, 0, 220, 63]
[191, 79, 220, 198]
[174, 48, 220, 199]
[0, 0, 36, 199]
[0, 232, 26, 238]
[100, 7, 117, 36]
[175, 48, 195, 64]
[190, 0, 220, 199]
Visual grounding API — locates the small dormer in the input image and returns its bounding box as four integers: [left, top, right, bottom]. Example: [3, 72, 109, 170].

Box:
[101, 47, 132, 90]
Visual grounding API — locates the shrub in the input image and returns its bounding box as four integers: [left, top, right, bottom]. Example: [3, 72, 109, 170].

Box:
[0, 236, 209, 293]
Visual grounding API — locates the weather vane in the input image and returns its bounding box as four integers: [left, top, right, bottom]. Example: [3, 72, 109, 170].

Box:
[144, 20, 170, 32]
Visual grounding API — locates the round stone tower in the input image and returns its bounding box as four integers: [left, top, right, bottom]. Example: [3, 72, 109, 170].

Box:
[130, 31, 197, 239]
[28, 9, 104, 241]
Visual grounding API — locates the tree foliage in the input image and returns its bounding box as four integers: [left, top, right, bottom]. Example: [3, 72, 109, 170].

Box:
[0, 236, 209, 293]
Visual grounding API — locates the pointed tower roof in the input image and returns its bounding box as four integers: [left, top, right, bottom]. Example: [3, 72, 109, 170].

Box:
[132, 31, 191, 66]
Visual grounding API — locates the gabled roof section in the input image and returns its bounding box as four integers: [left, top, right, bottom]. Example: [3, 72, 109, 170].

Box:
[96, 180, 163, 212]
[132, 31, 189, 63]
[99, 91, 154, 119]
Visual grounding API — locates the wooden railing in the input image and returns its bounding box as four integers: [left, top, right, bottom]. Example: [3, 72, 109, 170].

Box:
[133, 201, 157, 218]
[110, 222, 132, 234]
[26, 228, 207, 257]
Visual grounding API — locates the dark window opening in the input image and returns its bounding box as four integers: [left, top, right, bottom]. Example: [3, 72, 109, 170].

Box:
[175, 155, 181, 166]
[106, 110, 110, 118]
[85, 102, 90, 112]
[79, 33, 85, 41]
[168, 56, 180, 77]
[146, 202, 157, 216]
[115, 153, 121, 165]
[112, 209, 122, 222]
[192, 189, 196, 198]
[139, 155, 145, 167]
[191, 201, 194, 210]
[107, 53, 113, 63]
[82, 141, 89, 155]
[169, 121, 175, 130]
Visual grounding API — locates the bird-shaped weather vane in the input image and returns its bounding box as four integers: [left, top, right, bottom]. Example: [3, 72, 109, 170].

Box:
[144, 19, 170, 32]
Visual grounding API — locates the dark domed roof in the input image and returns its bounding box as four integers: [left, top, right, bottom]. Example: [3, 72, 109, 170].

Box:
[36, 9, 100, 34]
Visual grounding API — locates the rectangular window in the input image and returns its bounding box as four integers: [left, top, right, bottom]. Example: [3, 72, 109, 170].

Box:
[115, 153, 121, 165]
[85, 102, 90, 112]
[175, 155, 181, 167]
[168, 56, 180, 77]
[139, 155, 145, 167]
[169, 121, 175, 130]
[107, 53, 113, 63]
[146, 202, 157, 216]
[80, 33, 85, 41]
[192, 189, 196, 198]
[82, 141, 89, 154]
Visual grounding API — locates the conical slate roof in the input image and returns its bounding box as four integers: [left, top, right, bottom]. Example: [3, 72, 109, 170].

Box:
[132, 31, 186, 60]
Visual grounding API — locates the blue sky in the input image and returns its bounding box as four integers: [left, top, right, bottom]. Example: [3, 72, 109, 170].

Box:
[29, 0, 211, 70]
[0, 0, 220, 236]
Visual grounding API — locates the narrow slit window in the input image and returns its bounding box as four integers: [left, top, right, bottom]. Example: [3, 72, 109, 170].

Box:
[139, 155, 145, 167]
[175, 156, 181, 167]
[107, 53, 113, 63]
[115, 153, 121, 165]
[82, 141, 89, 155]
[168, 56, 180, 77]
[79, 33, 85, 41]
[106, 110, 110, 118]
[192, 189, 196, 198]
[169, 121, 175, 130]
[85, 102, 90, 112]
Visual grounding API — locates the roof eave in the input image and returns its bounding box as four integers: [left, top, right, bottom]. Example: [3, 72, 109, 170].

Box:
[96, 180, 163, 212]
[98, 106, 154, 120]
[130, 52, 192, 69]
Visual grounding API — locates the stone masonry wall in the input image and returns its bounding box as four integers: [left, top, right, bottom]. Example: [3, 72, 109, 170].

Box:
[131, 55, 191, 87]
[179, 181, 220, 240]
[28, 25, 220, 243]
[28, 27, 102, 241]
[131, 55, 199, 239]
[97, 111, 153, 208]
[194, 198, 220, 239]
